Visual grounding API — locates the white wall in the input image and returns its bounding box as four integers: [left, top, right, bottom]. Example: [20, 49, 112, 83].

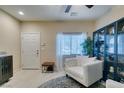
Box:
[96, 5, 124, 30]
[21, 21, 95, 64]
[0, 9, 21, 73]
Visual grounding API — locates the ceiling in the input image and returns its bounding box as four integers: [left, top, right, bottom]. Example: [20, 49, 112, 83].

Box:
[0, 5, 113, 21]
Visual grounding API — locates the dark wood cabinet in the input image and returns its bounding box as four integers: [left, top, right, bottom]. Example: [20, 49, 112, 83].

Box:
[0, 55, 13, 84]
[93, 17, 124, 82]
[0, 61, 2, 81]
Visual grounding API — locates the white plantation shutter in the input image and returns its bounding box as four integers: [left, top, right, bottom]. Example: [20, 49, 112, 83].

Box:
[56, 32, 87, 71]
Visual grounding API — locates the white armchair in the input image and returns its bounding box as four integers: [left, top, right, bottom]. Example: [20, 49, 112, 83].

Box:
[64, 56, 103, 87]
[64, 58, 79, 68]
[106, 79, 124, 88]
[82, 61, 103, 87]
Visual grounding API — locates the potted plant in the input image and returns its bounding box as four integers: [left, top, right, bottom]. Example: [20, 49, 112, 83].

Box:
[80, 37, 93, 57]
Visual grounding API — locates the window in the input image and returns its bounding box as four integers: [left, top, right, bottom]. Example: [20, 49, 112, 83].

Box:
[57, 33, 87, 55]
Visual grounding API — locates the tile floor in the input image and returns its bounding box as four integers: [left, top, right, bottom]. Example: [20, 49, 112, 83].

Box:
[0, 70, 65, 88]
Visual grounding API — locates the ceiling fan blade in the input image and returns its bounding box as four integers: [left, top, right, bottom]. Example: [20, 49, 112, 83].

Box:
[65, 5, 72, 13]
[85, 5, 94, 9]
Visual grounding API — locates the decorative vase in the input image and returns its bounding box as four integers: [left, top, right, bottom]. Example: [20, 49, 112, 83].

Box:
[110, 66, 114, 73]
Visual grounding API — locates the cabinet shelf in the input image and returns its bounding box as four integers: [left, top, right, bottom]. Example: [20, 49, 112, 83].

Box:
[108, 72, 115, 80]
[118, 31, 124, 34]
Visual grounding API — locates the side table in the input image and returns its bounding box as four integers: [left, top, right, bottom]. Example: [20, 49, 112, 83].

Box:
[42, 62, 55, 73]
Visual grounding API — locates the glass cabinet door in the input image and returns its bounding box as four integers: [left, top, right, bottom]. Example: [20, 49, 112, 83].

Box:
[105, 24, 116, 80]
[98, 29, 105, 60]
[117, 19, 124, 82]
[106, 25, 116, 62]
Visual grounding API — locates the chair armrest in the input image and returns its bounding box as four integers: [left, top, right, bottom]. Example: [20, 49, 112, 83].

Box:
[64, 57, 78, 68]
[83, 61, 103, 86]
[106, 79, 124, 88]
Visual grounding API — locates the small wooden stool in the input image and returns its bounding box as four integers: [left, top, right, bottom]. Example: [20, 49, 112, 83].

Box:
[42, 62, 55, 73]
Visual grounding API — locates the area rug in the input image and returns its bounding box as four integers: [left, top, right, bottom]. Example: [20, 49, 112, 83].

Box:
[39, 76, 105, 88]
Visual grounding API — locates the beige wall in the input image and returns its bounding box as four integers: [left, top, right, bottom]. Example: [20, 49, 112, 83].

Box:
[0, 10, 21, 72]
[22, 5, 124, 65]
[2, 5, 123, 71]
[0, 9, 95, 71]
[21, 21, 95, 64]
[96, 5, 124, 30]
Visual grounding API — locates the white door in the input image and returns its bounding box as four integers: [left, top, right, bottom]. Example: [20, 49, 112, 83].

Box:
[21, 32, 40, 69]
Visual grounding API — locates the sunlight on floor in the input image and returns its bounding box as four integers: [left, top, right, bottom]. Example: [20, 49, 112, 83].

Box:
[0, 70, 65, 88]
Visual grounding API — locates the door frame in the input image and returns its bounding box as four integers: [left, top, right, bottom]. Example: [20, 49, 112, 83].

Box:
[21, 32, 41, 70]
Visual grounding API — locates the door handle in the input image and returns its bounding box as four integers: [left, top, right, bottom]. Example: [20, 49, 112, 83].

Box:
[36, 50, 39, 56]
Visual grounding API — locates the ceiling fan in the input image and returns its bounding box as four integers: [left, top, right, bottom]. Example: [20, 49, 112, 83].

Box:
[65, 5, 94, 13]
[85, 5, 94, 8]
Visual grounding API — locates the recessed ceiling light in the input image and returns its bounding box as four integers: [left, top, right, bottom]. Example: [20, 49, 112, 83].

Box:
[18, 11, 24, 15]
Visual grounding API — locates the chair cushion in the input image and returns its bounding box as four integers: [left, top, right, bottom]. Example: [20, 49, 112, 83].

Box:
[66, 66, 84, 79]
[65, 58, 78, 68]
[76, 56, 89, 66]
[88, 57, 97, 62]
